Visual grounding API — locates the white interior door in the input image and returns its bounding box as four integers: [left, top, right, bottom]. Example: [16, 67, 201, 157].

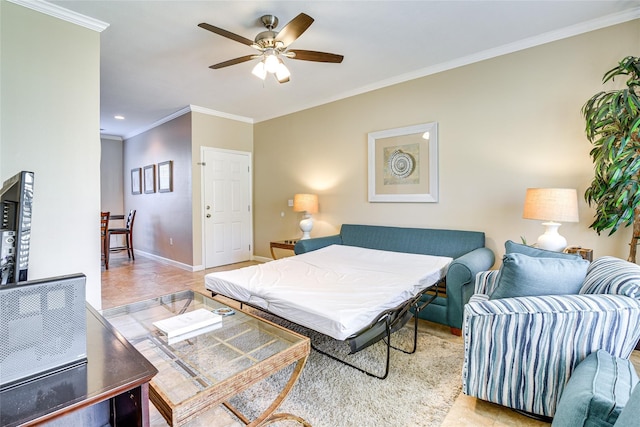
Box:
[203, 148, 252, 268]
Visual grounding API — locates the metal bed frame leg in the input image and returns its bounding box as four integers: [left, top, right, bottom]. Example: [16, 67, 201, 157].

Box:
[310, 316, 393, 380]
[388, 290, 437, 356]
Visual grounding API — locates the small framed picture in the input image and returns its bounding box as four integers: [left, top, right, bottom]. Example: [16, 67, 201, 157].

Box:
[158, 160, 173, 193]
[131, 168, 141, 195]
[143, 164, 156, 194]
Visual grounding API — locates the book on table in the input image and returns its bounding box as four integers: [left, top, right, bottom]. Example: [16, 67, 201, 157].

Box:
[153, 308, 222, 338]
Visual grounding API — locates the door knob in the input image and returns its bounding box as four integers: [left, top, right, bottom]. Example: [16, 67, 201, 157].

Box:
[206, 214, 211, 218]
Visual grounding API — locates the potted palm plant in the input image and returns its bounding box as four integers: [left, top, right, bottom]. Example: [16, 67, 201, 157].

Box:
[583, 56, 640, 262]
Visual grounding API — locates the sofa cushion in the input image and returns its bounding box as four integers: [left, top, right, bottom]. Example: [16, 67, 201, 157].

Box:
[339, 224, 485, 259]
[490, 253, 589, 300]
[614, 383, 640, 426]
[551, 350, 639, 427]
[505, 240, 581, 260]
[580, 256, 640, 301]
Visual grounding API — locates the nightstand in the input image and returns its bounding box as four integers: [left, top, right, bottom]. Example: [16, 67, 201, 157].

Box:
[564, 246, 593, 261]
[270, 240, 298, 259]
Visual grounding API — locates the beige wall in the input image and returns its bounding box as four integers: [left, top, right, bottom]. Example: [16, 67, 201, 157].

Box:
[1, 2, 102, 305]
[120, 110, 253, 269]
[254, 20, 640, 264]
[124, 113, 193, 266]
[191, 111, 253, 268]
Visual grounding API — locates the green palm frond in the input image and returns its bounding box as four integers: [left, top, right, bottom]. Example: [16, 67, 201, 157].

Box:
[583, 56, 640, 261]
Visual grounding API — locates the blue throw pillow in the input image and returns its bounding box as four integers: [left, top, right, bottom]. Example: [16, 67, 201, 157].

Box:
[490, 253, 589, 300]
[505, 240, 581, 260]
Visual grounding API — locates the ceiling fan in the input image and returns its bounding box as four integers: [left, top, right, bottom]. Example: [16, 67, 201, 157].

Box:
[198, 13, 344, 83]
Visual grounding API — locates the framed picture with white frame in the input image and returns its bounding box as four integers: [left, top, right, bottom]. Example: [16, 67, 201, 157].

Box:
[143, 164, 156, 194]
[131, 168, 142, 195]
[158, 160, 173, 193]
[367, 122, 439, 203]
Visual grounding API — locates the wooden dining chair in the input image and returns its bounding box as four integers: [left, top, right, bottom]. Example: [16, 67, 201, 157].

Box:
[108, 209, 136, 260]
[100, 211, 110, 269]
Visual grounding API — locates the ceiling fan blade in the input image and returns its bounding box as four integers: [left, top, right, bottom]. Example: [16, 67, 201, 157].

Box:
[210, 55, 257, 69]
[288, 49, 344, 63]
[276, 13, 314, 47]
[198, 23, 254, 47]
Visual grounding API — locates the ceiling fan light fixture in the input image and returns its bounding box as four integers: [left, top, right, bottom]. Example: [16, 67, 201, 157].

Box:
[275, 61, 290, 82]
[264, 53, 280, 73]
[251, 61, 267, 80]
[200, 13, 343, 84]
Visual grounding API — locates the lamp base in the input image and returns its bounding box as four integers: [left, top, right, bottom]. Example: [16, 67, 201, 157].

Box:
[299, 215, 314, 240]
[536, 222, 567, 252]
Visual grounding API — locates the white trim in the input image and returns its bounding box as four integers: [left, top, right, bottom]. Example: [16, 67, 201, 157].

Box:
[189, 105, 253, 124]
[253, 255, 272, 263]
[255, 6, 640, 124]
[8, 0, 109, 32]
[135, 250, 203, 272]
[100, 134, 123, 142]
[123, 105, 253, 140]
[123, 106, 191, 140]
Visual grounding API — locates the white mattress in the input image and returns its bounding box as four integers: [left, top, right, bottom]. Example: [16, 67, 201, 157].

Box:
[205, 244, 451, 341]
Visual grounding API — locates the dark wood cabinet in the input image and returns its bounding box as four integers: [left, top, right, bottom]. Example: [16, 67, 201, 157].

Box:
[0, 304, 157, 427]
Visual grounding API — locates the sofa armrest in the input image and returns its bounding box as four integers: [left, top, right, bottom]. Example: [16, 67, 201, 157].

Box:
[463, 294, 640, 417]
[474, 270, 500, 295]
[294, 234, 342, 254]
[445, 247, 495, 329]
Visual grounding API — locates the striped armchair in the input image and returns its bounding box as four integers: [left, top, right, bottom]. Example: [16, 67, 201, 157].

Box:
[462, 256, 640, 418]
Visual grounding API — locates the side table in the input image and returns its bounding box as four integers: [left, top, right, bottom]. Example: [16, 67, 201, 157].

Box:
[564, 246, 593, 261]
[0, 304, 157, 427]
[270, 240, 297, 259]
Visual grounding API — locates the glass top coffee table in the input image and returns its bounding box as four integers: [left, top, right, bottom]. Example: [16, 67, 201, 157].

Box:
[101, 290, 310, 426]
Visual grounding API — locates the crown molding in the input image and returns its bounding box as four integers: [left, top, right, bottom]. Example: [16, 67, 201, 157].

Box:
[256, 7, 640, 123]
[122, 105, 253, 140]
[122, 107, 191, 140]
[100, 134, 123, 142]
[8, 0, 109, 32]
[189, 105, 253, 124]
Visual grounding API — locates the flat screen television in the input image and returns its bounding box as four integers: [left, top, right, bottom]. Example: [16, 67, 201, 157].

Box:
[0, 171, 34, 285]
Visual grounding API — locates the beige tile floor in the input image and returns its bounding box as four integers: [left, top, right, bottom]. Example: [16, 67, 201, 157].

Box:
[102, 252, 640, 426]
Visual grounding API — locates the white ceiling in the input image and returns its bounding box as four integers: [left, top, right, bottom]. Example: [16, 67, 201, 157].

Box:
[44, 1, 640, 139]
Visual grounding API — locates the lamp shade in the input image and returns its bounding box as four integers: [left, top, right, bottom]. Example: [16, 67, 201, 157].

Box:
[523, 188, 579, 223]
[293, 194, 318, 214]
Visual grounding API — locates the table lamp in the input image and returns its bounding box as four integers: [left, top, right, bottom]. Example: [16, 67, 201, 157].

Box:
[293, 193, 318, 240]
[523, 188, 579, 251]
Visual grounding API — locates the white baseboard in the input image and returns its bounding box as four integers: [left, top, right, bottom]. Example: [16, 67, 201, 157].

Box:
[135, 250, 202, 272]
[135, 251, 268, 271]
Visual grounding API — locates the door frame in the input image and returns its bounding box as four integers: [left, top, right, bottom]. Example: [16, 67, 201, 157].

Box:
[199, 146, 253, 268]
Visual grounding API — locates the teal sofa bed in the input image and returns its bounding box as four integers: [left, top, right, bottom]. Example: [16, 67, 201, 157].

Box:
[294, 224, 495, 335]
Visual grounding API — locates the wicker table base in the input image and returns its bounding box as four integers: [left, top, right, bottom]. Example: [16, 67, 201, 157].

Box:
[102, 291, 311, 427]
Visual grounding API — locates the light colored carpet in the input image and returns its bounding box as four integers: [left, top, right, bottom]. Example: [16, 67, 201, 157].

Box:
[228, 319, 464, 426]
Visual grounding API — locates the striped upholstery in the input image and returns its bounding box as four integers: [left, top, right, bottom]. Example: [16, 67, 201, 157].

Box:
[580, 256, 640, 300]
[474, 270, 500, 295]
[463, 257, 640, 417]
